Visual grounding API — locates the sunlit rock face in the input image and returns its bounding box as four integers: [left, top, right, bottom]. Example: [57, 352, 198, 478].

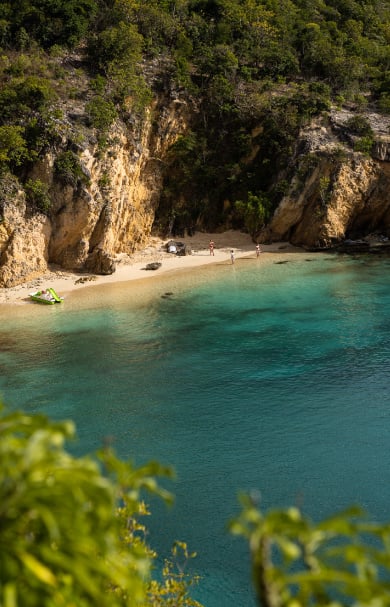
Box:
[2, 96, 390, 288]
[262, 110, 390, 249]
[0, 97, 190, 287]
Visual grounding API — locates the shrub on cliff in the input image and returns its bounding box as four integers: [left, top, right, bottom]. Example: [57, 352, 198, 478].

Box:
[0, 126, 31, 169]
[0, 76, 55, 121]
[234, 192, 272, 239]
[345, 115, 374, 137]
[85, 96, 118, 132]
[24, 178, 51, 214]
[54, 151, 90, 188]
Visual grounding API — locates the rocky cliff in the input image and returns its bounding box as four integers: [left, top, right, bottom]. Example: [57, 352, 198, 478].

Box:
[0, 91, 190, 287]
[2, 96, 390, 288]
[262, 109, 390, 249]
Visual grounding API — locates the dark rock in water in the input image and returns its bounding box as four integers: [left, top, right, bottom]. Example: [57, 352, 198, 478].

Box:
[308, 237, 390, 255]
[275, 260, 289, 264]
[334, 239, 370, 253]
[145, 262, 162, 271]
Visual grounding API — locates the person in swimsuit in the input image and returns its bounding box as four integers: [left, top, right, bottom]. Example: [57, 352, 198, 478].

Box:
[230, 249, 235, 264]
[40, 289, 53, 301]
[256, 244, 261, 257]
[209, 240, 215, 256]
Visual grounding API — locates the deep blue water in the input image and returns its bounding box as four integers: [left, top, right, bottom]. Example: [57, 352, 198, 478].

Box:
[1, 252, 390, 606]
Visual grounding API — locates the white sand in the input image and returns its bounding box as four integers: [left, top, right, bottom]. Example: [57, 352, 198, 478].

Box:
[0, 231, 305, 307]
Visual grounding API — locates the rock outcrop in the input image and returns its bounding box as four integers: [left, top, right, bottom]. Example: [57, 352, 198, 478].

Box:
[0, 94, 190, 287]
[0, 176, 52, 286]
[262, 109, 390, 248]
[2, 93, 390, 287]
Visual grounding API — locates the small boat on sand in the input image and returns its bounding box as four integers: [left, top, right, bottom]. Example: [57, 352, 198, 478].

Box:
[29, 288, 63, 304]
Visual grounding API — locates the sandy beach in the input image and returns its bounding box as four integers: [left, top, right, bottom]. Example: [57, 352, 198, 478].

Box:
[0, 230, 305, 307]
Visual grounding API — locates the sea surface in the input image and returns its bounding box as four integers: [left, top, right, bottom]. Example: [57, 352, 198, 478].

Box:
[1, 252, 390, 606]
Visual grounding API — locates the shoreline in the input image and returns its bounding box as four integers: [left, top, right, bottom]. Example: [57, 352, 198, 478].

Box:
[0, 231, 306, 308]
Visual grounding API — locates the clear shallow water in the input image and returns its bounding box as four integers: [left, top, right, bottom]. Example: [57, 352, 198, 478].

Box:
[1, 253, 390, 606]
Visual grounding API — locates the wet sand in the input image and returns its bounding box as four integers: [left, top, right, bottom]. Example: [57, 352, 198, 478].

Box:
[0, 231, 305, 311]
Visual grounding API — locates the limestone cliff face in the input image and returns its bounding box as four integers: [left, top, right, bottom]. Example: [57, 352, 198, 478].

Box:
[0, 177, 51, 287]
[2, 96, 390, 287]
[262, 110, 390, 248]
[0, 97, 190, 287]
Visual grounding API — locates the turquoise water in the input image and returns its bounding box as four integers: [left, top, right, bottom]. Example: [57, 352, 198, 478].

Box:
[1, 253, 390, 606]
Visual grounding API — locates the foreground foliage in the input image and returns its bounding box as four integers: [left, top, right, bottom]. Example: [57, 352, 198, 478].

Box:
[0, 406, 201, 607]
[232, 493, 390, 607]
[3, 405, 390, 607]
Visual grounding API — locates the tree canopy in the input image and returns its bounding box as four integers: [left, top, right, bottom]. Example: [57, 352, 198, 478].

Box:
[1, 0, 390, 231]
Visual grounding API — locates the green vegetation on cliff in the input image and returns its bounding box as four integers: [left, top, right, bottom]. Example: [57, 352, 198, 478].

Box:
[1, 0, 390, 232]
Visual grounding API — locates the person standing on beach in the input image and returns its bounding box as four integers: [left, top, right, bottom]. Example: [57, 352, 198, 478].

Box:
[209, 240, 215, 256]
[256, 244, 261, 257]
[230, 249, 235, 264]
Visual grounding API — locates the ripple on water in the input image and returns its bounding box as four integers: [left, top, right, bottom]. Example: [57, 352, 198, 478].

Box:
[1, 254, 390, 607]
